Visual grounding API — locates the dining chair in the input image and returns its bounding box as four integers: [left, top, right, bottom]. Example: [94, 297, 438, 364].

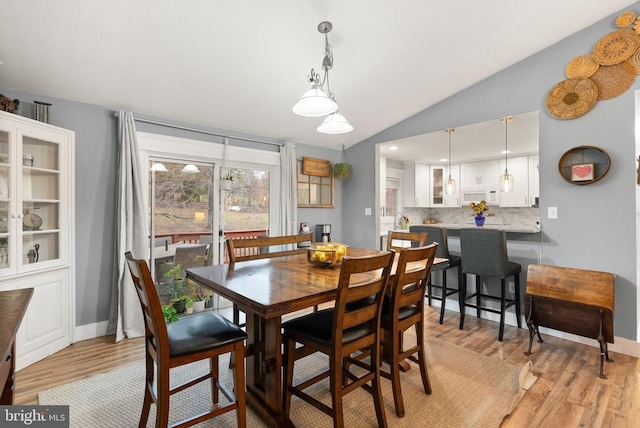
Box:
[380, 243, 438, 417]
[226, 232, 315, 326]
[409, 225, 463, 326]
[386, 230, 427, 251]
[125, 252, 248, 428]
[282, 251, 395, 428]
[459, 228, 522, 341]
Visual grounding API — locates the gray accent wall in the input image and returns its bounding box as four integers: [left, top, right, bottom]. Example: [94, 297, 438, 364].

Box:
[0, 89, 343, 329]
[343, 4, 638, 340]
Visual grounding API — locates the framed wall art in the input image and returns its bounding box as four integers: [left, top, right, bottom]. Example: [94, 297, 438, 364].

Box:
[571, 163, 594, 182]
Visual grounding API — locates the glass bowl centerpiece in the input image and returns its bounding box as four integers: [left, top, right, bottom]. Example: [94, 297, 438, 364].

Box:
[307, 243, 349, 268]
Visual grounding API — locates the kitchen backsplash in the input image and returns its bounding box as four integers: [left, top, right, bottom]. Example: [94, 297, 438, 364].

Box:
[400, 207, 540, 227]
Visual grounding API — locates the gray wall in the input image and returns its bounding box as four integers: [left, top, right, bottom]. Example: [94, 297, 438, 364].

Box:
[0, 90, 343, 328]
[343, 5, 638, 340]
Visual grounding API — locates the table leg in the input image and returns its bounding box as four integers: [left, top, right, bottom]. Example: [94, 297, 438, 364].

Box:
[244, 314, 295, 427]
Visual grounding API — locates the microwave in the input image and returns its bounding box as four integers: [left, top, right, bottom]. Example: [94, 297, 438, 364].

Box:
[461, 189, 498, 206]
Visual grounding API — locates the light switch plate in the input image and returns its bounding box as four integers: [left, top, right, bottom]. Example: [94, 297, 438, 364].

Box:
[548, 207, 558, 219]
[364, 207, 372, 216]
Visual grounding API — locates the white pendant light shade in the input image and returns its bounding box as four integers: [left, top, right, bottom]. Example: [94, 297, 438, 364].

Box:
[317, 112, 353, 134]
[500, 170, 514, 192]
[292, 86, 338, 117]
[150, 162, 168, 172]
[182, 164, 200, 173]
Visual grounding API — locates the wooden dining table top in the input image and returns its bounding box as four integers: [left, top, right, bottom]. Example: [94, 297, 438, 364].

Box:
[186, 248, 449, 319]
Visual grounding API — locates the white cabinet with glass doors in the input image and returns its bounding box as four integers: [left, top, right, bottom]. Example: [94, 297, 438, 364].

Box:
[429, 164, 460, 207]
[0, 111, 74, 369]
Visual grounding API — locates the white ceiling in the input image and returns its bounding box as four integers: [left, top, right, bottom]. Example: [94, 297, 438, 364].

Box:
[0, 1, 636, 150]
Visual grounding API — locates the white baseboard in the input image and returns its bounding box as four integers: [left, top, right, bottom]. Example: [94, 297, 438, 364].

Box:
[74, 320, 110, 342]
[438, 300, 639, 358]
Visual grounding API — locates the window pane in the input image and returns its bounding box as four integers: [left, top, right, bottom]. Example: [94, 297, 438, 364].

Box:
[223, 168, 269, 232]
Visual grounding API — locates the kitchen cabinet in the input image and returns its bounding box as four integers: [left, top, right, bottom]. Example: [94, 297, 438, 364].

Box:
[402, 162, 429, 207]
[460, 160, 500, 191]
[498, 156, 529, 207]
[430, 164, 460, 207]
[0, 111, 75, 370]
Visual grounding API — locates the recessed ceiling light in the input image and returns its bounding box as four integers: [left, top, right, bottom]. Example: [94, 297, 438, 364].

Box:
[440, 158, 448, 162]
[500, 150, 510, 154]
[388, 146, 398, 151]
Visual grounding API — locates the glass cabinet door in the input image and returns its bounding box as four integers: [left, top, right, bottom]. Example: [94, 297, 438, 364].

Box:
[0, 129, 9, 270]
[21, 133, 61, 268]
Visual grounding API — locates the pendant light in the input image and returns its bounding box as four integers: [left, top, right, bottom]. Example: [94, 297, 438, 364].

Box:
[181, 164, 200, 173]
[445, 129, 456, 195]
[150, 162, 168, 172]
[499, 116, 514, 192]
[293, 21, 353, 133]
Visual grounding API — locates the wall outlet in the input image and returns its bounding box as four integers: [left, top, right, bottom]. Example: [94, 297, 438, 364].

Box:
[548, 206, 558, 219]
[508, 283, 515, 294]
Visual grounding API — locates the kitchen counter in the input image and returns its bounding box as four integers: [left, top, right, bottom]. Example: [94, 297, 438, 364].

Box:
[381, 223, 540, 236]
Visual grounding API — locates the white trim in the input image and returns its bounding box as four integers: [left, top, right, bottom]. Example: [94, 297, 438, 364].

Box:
[635, 90, 640, 343]
[74, 320, 111, 342]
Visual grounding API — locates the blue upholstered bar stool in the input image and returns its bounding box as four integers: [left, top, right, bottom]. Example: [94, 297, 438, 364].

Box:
[459, 228, 522, 341]
[409, 225, 463, 326]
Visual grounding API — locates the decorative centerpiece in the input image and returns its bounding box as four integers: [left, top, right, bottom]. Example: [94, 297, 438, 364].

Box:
[469, 201, 488, 227]
[307, 243, 349, 268]
[400, 215, 410, 229]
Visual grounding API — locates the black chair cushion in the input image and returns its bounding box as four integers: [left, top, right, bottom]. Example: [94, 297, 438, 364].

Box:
[447, 254, 461, 267]
[282, 309, 373, 346]
[381, 303, 419, 323]
[167, 312, 247, 357]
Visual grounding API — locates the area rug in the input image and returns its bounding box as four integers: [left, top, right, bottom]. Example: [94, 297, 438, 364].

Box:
[39, 337, 536, 427]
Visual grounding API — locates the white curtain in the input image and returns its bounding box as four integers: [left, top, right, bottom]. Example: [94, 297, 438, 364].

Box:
[280, 141, 297, 236]
[108, 111, 146, 341]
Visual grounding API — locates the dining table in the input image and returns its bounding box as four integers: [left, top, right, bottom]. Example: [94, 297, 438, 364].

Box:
[186, 248, 449, 428]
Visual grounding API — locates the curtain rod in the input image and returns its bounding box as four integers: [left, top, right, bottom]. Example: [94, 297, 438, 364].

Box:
[113, 112, 284, 147]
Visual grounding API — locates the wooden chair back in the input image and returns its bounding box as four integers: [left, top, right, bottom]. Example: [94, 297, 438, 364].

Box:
[227, 232, 315, 262]
[333, 252, 395, 353]
[389, 243, 438, 315]
[386, 231, 427, 252]
[125, 252, 169, 360]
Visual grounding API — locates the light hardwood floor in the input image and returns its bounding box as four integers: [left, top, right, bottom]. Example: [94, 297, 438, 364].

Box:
[14, 306, 640, 427]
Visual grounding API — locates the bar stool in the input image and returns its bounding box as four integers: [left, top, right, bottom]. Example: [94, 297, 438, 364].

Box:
[459, 228, 522, 341]
[409, 225, 463, 326]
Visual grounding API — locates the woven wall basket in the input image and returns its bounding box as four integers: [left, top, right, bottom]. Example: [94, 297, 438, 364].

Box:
[546, 78, 599, 120]
[565, 54, 600, 78]
[616, 11, 636, 28]
[592, 29, 640, 66]
[626, 46, 640, 74]
[589, 60, 637, 100]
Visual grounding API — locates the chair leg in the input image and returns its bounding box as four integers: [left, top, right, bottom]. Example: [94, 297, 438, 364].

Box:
[138, 355, 154, 428]
[282, 336, 295, 416]
[233, 303, 240, 325]
[155, 367, 171, 428]
[514, 274, 522, 328]
[415, 319, 432, 395]
[476, 276, 482, 318]
[438, 270, 447, 324]
[233, 341, 247, 428]
[427, 278, 433, 306]
[389, 325, 405, 417]
[330, 354, 345, 428]
[498, 279, 507, 342]
[370, 342, 388, 428]
[460, 273, 467, 330]
[210, 356, 219, 404]
[457, 266, 463, 328]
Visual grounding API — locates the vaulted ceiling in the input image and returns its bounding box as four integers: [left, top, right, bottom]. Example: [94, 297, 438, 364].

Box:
[0, 1, 636, 149]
